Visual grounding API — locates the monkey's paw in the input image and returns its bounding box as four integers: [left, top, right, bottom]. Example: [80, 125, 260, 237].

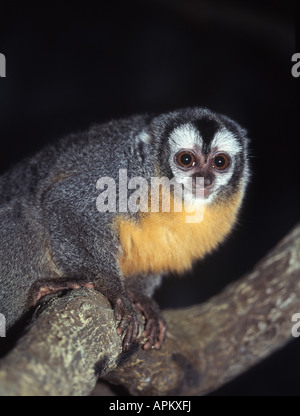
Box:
[141, 315, 167, 351]
[129, 294, 167, 350]
[114, 297, 140, 352]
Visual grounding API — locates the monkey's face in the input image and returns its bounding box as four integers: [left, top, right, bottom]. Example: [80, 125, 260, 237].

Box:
[160, 109, 250, 206]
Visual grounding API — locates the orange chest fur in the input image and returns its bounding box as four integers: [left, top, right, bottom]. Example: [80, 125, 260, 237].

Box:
[117, 192, 242, 277]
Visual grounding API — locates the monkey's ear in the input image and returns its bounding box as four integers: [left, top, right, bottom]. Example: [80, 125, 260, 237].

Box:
[135, 129, 153, 145]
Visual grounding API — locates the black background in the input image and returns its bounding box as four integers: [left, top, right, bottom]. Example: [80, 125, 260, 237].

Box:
[0, 0, 299, 395]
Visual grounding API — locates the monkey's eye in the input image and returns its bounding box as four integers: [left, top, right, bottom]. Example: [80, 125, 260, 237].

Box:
[175, 151, 195, 168]
[211, 153, 231, 171]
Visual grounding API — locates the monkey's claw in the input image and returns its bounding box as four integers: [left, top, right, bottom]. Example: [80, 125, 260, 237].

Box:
[142, 316, 166, 351]
[114, 297, 139, 352]
[128, 294, 167, 350]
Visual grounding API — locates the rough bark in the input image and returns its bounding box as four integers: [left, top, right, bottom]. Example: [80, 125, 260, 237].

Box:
[0, 223, 299, 396]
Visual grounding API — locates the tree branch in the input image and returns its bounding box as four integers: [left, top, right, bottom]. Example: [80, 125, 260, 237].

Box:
[0, 223, 299, 396]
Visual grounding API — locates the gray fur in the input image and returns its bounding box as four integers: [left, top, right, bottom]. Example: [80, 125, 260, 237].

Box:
[0, 108, 249, 346]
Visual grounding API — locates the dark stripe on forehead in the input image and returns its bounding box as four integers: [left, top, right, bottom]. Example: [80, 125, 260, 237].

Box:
[192, 118, 220, 154]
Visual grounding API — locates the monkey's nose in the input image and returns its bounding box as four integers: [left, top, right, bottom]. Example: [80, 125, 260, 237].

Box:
[204, 176, 214, 188]
[195, 171, 215, 188]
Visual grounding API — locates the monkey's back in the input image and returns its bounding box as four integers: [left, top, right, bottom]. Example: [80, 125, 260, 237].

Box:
[0, 115, 151, 327]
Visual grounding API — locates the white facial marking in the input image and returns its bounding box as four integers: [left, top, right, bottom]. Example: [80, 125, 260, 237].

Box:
[211, 129, 242, 157]
[168, 125, 200, 198]
[209, 129, 242, 198]
[136, 130, 152, 144]
[168, 123, 242, 205]
[169, 124, 201, 151]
